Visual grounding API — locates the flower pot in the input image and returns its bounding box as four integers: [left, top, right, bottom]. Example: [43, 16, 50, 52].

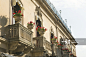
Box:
[67, 51, 70, 54]
[39, 30, 45, 36]
[14, 16, 22, 23]
[63, 51, 68, 54]
[27, 25, 33, 30]
[63, 51, 67, 54]
[70, 54, 74, 57]
[52, 39, 56, 42]
[58, 46, 62, 49]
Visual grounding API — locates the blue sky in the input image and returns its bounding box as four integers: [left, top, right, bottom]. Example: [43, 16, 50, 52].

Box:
[50, 0, 86, 57]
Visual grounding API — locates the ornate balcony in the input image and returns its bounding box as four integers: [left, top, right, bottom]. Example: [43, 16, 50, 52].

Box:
[31, 36, 52, 57]
[5, 23, 33, 56]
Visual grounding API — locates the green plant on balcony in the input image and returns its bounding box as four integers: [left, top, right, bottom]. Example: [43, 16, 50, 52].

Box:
[13, 10, 23, 23]
[36, 26, 47, 36]
[56, 40, 59, 44]
[57, 44, 63, 49]
[70, 54, 74, 57]
[67, 51, 71, 53]
[13, 10, 23, 16]
[27, 21, 35, 30]
[62, 48, 68, 51]
[51, 36, 57, 42]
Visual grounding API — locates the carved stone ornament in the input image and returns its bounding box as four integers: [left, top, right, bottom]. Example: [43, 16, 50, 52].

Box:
[9, 42, 18, 50]
[11, 0, 16, 6]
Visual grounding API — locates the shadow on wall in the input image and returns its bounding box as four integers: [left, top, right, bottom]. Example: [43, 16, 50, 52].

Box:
[0, 15, 8, 37]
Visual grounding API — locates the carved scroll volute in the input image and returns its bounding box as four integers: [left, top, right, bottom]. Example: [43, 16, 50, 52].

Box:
[14, 45, 25, 52]
[9, 42, 18, 50]
[23, 47, 31, 54]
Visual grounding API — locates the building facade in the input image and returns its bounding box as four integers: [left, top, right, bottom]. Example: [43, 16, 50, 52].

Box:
[0, 0, 77, 57]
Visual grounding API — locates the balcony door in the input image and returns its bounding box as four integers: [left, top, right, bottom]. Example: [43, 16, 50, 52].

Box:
[36, 19, 41, 37]
[51, 33, 54, 43]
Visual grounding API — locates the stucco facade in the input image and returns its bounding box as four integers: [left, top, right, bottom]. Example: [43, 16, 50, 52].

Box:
[0, 0, 77, 57]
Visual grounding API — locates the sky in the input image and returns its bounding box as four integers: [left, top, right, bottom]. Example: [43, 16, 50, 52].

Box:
[50, 0, 86, 57]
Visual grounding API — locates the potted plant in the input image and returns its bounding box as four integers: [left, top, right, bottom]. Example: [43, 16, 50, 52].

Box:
[27, 21, 35, 30]
[51, 36, 57, 42]
[62, 48, 69, 53]
[67, 51, 71, 53]
[57, 44, 63, 49]
[70, 54, 74, 57]
[36, 26, 47, 36]
[56, 40, 59, 45]
[74, 56, 77, 57]
[53, 40, 59, 45]
[62, 48, 68, 51]
[13, 10, 23, 23]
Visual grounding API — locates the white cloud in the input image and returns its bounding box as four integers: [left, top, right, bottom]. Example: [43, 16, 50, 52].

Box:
[50, 0, 86, 9]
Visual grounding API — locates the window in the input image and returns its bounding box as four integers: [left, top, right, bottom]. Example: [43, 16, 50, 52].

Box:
[36, 19, 41, 36]
[50, 33, 54, 43]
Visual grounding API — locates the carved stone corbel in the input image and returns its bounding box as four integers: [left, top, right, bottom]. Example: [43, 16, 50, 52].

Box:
[9, 42, 18, 50]
[13, 45, 25, 52]
[23, 46, 32, 54]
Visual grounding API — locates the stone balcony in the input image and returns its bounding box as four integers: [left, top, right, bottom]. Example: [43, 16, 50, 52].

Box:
[31, 36, 52, 57]
[5, 23, 33, 56]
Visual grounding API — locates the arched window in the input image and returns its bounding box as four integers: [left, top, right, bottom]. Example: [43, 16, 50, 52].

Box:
[12, 1, 23, 24]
